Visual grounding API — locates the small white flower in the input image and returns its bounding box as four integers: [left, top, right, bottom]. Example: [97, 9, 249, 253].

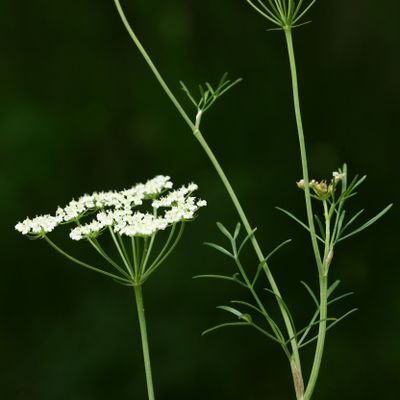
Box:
[332, 171, 345, 183]
[16, 175, 206, 240]
[15, 215, 61, 236]
[69, 220, 106, 241]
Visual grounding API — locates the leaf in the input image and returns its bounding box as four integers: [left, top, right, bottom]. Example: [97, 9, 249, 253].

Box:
[252, 239, 292, 286]
[333, 210, 346, 243]
[276, 207, 324, 243]
[299, 308, 358, 348]
[301, 281, 319, 307]
[179, 81, 197, 106]
[339, 209, 364, 237]
[314, 214, 325, 240]
[286, 317, 335, 346]
[217, 305, 252, 323]
[193, 274, 247, 288]
[204, 242, 234, 258]
[264, 289, 296, 333]
[327, 280, 341, 298]
[233, 223, 241, 240]
[230, 300, 264, 316]
[216, 221, 233, 241]
[327, 292, 354, 306]
[338, 204, 393, 242]
[238, 228, 258, 255]
[202, 322, 249, 336]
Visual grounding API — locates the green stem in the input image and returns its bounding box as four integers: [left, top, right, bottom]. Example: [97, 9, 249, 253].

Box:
[134, 285, 155, 400]
[113, 0, 193, 130]
[113, 0, 302, 390]
[304, 275, 328, 400]
[303, 202, 331, 399]
[234, 256, 289, 358]
[284, 27, 330, 400]
[284, 28, 322, 273]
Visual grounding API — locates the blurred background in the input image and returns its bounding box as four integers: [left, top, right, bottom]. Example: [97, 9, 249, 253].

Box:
[1, 0, 399, 399]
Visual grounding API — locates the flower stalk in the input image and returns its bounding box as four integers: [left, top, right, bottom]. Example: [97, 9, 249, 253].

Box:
[16, 176, 206, 400]
[134, 284, 155, 400]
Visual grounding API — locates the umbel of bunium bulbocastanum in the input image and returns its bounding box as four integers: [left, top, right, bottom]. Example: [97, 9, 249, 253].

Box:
[15, 175, 206, 400]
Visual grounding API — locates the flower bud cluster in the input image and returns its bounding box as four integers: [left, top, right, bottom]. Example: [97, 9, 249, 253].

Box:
[296, 170, 345, 200]
[16, 176, 206, 240]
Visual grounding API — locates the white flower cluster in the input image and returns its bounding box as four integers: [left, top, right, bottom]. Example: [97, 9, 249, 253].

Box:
[15, 214, 61, 235]
[15, 176, 206, 240]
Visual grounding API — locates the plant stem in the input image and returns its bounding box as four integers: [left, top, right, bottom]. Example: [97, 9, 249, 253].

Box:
[134, 284, 155, 400]
[283, 28, 322, 273]
[284, 27, 330, 400]
[113, 2, 303, 384]
[304, 202, 331, 399]
[304, 275, 327, 400]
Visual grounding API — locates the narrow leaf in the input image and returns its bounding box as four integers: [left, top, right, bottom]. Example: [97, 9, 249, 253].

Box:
[217, 305, 252, 323]
[238, 228, 258, 255]
[202, 322, 249, 336]
[216, 221, 233, 240]
[230, 300, 264, 316]
[252, 239, 292, 286]
[276, 207, 324, 243]
[314, 214, 325, 240]
[265, 288, 296, 333]
[179, 81, 197, 106]
[193, 274, 247, 288]
[338, 204, 393, 242]
[328, 292, 354, 306]
[299, 308, 358, 348]
[327, 280, 341, 298]
[339, 209, 364, 237]
[301, 281, 319, 307]
[204, 242, 234, 258]
[233, 222, 241, 240]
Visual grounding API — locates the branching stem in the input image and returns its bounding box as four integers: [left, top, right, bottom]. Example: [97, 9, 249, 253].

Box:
[113, 1, 303, 386]
[284, 27, 329, 400]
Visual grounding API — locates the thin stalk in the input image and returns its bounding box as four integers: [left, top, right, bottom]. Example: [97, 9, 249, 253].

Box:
[284, 27, 327, 400]
[43, 236, 130, 283]
[141, 232, 156, 274]
[284, 28, 322, 272]
[131, 236, 139, 276]
[108, 227, 134, 277]
[142, 222, 185, 280]
[304, 275, 328, 400]
[304, 202, 331, 399]
[134, 285, 155, 400]
[88, 238, 132, 280]
[113, 0, 303, 388]
[234, 256, 290, 358]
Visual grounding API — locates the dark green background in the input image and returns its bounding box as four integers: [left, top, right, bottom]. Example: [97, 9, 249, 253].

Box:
[2, 1, 399, 399]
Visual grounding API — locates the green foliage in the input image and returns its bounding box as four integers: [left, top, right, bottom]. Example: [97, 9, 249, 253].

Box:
[199, 222, 357, 361]
[180, 73, 242, 128]
[279, 165, 393, 254]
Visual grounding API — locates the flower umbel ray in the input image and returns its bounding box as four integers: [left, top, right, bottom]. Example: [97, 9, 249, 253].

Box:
[15, 175, 206, 285]
[245, 0, 318, 29]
